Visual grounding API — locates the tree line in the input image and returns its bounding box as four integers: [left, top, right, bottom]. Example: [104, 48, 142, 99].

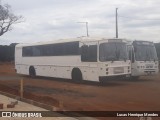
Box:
[0, 1, 22, 62]
[0, 43, 160, 62]
[0, 43, 17, 62]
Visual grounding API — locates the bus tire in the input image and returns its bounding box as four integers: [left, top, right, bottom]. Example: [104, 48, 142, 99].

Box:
[29, 66, 36, 77]
[72, 68, 82, 82]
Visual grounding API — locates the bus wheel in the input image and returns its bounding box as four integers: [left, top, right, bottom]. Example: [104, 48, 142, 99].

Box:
[72, 68, 82, 82]
[29, 66, 36, 77]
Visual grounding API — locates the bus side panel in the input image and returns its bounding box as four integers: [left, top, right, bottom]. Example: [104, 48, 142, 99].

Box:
[18, 56, 80, 79]
[15, 47, 22, 65]
[34, 66, 71, 79]
[16, 64, 29, 75]
[55, 66, 72, 79]
[80, 65, 99, 82]
[15, 47, 26, 74]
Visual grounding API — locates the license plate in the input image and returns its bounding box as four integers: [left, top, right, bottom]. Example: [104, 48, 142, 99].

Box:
[146, 64, 153, 68]
[114, 67, 124, 74]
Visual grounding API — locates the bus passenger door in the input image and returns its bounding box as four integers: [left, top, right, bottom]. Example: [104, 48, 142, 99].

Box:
[80, 42, 99, 81]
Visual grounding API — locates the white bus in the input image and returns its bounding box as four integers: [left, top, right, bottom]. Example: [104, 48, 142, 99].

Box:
[15, 37, 131, 82]
[127, 40, 159, 78]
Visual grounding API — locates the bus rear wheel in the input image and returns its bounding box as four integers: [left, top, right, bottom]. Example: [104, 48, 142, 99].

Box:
[72, 68, 82, 82]
[29, 66, 36, 77]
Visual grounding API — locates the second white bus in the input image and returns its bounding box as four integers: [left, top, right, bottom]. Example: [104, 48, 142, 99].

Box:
[127, 40, 159, 78]
[15, 37, 131, 82]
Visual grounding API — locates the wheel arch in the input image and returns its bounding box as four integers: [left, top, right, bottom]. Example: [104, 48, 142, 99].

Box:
[71, 67, 83, 81]
[29, 66, 36, 77]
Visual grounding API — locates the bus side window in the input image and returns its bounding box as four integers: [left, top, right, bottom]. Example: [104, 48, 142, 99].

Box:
[32, 46, 41, 56]
[81, 45, 97, 62]
[88, 45, 97, 62]
[81, 45, 88, 61]
[22, 46, 33, 57]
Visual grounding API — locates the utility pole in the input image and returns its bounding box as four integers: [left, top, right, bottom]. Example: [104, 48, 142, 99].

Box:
[86, 22, 89, 37]
[77, 22, 89, 37]
[116, 8, 118, 38]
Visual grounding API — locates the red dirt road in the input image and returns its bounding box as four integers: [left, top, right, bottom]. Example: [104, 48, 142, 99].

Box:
[0, 62, 160, 119]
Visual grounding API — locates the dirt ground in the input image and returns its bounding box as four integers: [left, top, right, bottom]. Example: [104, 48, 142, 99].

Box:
[0, 62, 160, 120]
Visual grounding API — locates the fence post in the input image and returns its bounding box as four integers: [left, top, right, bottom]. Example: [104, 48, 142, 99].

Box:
[20, 78, 23, 98]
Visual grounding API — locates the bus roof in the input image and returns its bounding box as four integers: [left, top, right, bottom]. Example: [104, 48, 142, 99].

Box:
[16, 37, 127, 47]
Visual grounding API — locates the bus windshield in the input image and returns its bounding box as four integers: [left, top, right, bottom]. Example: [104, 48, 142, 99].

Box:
[99, 42, 128, 62]
[134, 44, 158, 61]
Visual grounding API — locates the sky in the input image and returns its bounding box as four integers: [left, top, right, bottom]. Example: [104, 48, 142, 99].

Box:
[1, 0, 160, 45]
